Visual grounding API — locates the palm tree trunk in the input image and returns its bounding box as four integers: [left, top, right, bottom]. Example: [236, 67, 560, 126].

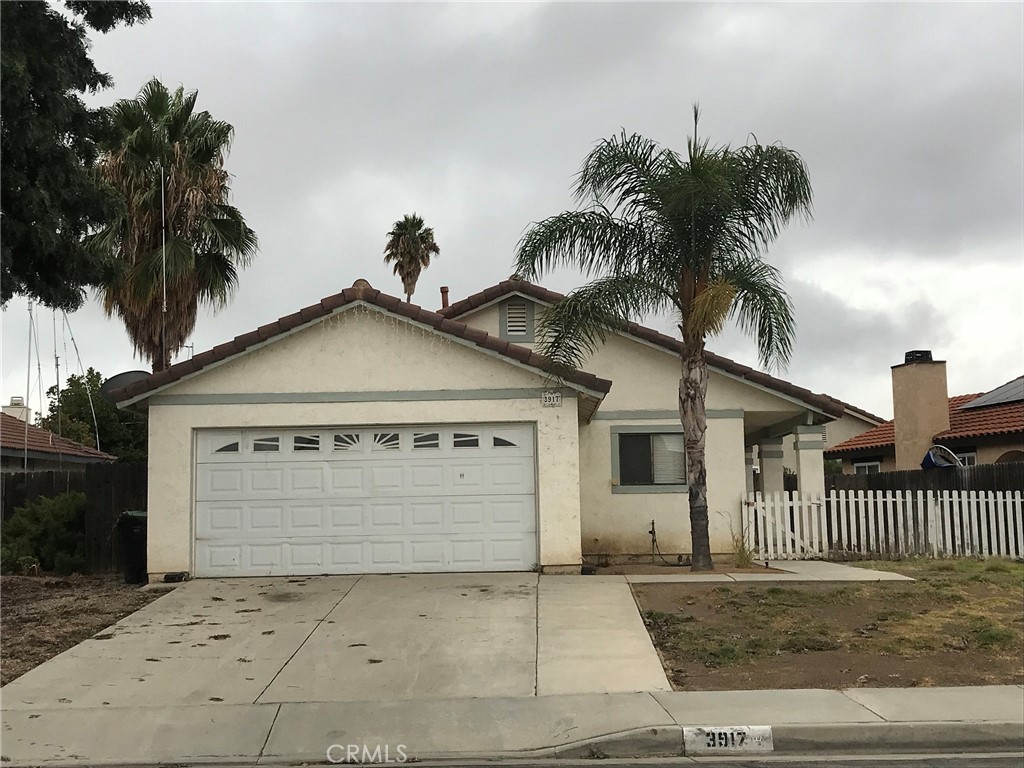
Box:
[679, 342, 713, 571]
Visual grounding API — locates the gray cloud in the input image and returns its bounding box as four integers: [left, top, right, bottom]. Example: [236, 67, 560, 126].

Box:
[3, 2, 1022, 422]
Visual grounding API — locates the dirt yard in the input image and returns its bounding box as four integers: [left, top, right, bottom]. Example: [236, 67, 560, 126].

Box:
[635, 558, 1024, 691]
[0, 575, 162, 685]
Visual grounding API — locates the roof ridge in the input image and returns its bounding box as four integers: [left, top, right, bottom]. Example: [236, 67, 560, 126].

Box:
[440, 278, 855, 419]
[112, 281, 612, 405]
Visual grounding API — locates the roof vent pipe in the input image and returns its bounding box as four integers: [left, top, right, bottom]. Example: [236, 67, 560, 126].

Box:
[440, 286, 449, 308]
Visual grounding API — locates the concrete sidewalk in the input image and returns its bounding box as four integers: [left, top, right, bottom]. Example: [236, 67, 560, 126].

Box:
[3, 685, 1021, 765]
[623, 560, 914, 583]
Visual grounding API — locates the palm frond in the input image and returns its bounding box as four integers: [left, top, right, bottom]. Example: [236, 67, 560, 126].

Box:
[686, 279, 736, 339]
[536, 273, 667, 374]
[725, 143, 813, 255]
[574, 131, 675, 218]
[717, 256, 795, 372]
[514, 209, 659, 281]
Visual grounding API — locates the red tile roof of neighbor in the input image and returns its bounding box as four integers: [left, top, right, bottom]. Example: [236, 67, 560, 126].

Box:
[112, 280, 613, 405]
[825, 394, 1024, 455]
[0, 412, 115, 461]
[439, 278, 867, 421]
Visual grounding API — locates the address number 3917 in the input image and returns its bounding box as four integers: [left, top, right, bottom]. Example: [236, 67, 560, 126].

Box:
[683, 725, 773, 755]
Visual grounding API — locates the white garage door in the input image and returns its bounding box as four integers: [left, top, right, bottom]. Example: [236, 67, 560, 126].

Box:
[193, 424, 537, 576]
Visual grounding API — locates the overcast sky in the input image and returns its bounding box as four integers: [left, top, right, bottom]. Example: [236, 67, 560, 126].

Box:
[2, 1, 1022, 421]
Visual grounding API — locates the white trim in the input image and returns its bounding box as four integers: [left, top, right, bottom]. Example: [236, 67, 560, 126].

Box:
[454, 290, 540, 321]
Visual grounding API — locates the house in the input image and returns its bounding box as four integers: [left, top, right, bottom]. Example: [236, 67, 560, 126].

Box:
[0, 404, 116, 472]
[113, 277, 876, 580]
[825, 353, 1024, 473]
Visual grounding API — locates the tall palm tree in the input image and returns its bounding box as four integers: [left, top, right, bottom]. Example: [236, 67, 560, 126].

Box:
[88, 78, 258, 372]
[383, 213, 440, 303]
[514, 107, 812, 571]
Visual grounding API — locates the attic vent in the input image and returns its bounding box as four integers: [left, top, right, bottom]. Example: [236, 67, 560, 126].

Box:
[506, 302, 528, 336]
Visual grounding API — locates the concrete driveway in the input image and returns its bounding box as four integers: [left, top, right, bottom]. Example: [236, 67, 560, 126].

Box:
[0, 574, 669, 710]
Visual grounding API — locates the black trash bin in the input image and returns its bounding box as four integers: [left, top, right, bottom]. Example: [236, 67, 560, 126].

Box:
[116, 510, 147, 584]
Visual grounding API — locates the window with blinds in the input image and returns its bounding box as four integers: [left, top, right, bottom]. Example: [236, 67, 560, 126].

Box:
[618, 432, 686, 486]
[505, 301, 528, 335]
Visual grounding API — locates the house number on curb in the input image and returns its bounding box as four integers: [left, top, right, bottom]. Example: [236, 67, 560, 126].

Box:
[541, 390, 562, 407]
[683, 725, 773, 754]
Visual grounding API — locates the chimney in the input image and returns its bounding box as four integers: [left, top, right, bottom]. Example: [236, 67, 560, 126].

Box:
[3, 396, 32, 423]
[440, 286, 450, 308]
[891, 350, 949, 469]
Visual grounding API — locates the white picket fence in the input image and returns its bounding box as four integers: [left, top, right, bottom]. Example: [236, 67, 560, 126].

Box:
[745, 490, 1024, 561]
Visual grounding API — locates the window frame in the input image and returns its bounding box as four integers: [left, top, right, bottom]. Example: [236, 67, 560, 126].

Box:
[954, 451, 977, 467]
[610, 425, 687, 494]
[853, 460, 882, 475]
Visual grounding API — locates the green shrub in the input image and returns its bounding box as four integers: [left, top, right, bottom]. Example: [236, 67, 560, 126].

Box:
[0, 492, 88, 575]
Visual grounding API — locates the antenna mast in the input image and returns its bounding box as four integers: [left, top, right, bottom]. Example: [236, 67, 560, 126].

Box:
[24, 302, 33, 470]
[161, 164, 167, 371]
[52, 310, 61, 437]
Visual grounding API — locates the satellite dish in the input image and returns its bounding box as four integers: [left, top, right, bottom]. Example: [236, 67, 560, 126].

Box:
[99, 370, 151, 403]
[921, 444, 963, 470]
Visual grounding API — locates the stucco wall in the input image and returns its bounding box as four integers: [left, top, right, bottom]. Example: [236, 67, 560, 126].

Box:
[579, 415, 746, 555]
[144, 306, 584, 576]
[460, 298, 821, 557]
[166, 306, 546, 396]
[782, 412, 880, 471]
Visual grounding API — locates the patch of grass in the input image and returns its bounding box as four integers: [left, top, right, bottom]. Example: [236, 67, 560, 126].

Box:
[780, 632, 842, 653]
[877, 608, 912, 622]
[854, 558, 1024, 588]
[964, 616, 1018, 651]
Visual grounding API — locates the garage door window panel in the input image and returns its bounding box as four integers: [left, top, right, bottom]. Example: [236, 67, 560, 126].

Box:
[374, 432, 401, 451]
[253, 436, 280, 453]
[293, 435, 321, 452]
[413, 432, 440, 449]
[454, 432, 480, 448]
[334, 433, 361, 452]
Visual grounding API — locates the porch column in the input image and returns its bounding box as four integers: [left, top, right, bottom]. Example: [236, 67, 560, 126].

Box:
[794, 425, 825, 498]
[744, 445, 756, 494]
[759, 437, 786, 495]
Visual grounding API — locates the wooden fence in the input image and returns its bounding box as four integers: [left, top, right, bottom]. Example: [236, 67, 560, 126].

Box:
[746, 490, 1024, 561]
[826, 462, 1024, 493]
[1, 463, 147, 572]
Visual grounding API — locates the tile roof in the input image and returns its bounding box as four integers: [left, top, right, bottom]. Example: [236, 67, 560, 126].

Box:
[825, 393, 1024, 455]
[439, 278, 853, 420]
[935, 395, 1024, 441]
[112, 280, 612, 406]
[0, 412, 116, 462]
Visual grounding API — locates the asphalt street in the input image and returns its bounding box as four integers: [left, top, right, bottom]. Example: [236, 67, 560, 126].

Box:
[391, 756, 1024, 768]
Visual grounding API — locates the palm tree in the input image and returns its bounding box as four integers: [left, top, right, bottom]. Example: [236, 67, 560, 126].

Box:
[383, 214, 440, 303]
[514, 107, 812, 571]
[88, 78, 258, 372]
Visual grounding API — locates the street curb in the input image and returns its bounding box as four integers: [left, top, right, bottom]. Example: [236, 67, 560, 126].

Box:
[7, 722, 1022, 766]
[770, 721, 1024, 755]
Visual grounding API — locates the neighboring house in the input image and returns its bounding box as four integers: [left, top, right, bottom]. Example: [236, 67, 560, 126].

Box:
[114, 278, 875, 580]
[825, 353, 1024, 474]
[0, 408, 116, 472]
